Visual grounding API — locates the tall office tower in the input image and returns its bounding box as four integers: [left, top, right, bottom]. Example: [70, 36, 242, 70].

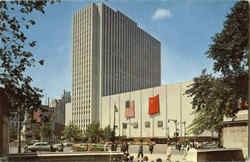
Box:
[72, 3, 161, 130]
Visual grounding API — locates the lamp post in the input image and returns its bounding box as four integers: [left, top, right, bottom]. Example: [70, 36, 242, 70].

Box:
[112, 105, 118, 141]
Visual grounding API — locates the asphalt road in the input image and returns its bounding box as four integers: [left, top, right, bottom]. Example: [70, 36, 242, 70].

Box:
[9, 144, 184, 155]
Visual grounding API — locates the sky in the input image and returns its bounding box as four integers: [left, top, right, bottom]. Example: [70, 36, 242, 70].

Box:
[23, 0, 237, 103]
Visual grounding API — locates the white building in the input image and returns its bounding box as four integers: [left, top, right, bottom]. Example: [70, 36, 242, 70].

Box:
[101, 81, 214, 138]
[72, 3, 161, 131]
[65, 103, 72, 126]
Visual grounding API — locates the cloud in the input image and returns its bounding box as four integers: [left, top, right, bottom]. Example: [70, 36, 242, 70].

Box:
[152, 8, 171, 21]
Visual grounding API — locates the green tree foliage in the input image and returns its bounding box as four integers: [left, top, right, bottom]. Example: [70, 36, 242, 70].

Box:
[0, 1, 59, 114]
[206, 1, 248, 104]
[103, 125, 113, 141]
[185, 1, 248, 137]
[63, 122, 83, 142]
[40, 122, 52, 141]
[85, 122, 103, 143]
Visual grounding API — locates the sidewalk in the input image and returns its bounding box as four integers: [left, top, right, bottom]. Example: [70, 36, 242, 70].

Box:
[129, 153, 185, 161]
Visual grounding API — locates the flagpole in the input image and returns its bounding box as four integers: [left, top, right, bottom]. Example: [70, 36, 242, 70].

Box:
[140, 90, 142, 137]
[119, 95, 121, 137]
[152, 87, 154, 137]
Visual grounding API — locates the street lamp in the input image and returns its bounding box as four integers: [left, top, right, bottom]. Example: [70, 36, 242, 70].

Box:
[110, 104, 118, 151]
[112, 104, 118, 141]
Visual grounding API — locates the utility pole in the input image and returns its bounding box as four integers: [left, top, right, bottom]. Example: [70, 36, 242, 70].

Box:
[17, 108, 21, 153]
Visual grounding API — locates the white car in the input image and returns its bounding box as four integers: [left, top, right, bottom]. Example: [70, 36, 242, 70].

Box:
[27, 142, 51, 152]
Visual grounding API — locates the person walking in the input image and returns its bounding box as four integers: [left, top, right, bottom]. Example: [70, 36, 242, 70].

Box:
[149, 143, 154, 154]
[60, 142, 64, 152]
[125, 141, 129, 154]
[121, 141, 126, 154]
[137, 141, 144, 160]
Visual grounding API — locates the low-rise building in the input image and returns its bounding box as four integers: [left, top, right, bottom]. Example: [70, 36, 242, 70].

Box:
[222, 109, 248, 158]
[65, 102, 72, 126]
[101, 81, 214, 138]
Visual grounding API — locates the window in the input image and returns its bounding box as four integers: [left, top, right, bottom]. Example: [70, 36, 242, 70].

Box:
[158, 121, 163, 128]
[133, 122, 138, 128]
[122, 123, 127, 129]
[145, 121, 150, 128]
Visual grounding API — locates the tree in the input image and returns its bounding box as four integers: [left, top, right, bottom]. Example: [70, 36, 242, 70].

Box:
[85, 122, 103, 143]
[0, 1, 60, 115]
[103, 125, 113, 142]
[186, 70, 231, 140]
[63, 122, 83, 142]
[9, 125, 18, 142]
[185, 1, 248, 140]
[40, 122, 52, 142]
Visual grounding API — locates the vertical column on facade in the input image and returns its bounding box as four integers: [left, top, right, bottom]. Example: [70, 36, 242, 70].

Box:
[127, 19, 130, 92]
[135, 25, 137, 90]
[114, 13, 117, 94]
[119, 13, 124, 92]
[128, 20, 130, 92]
[130, 23, 133, 91]
[150, 38, 152, 88]
[123, 16, 126, 93]
[124, 18, 128, 92]
[117, 13, 120, 94]
[153, 41, 156, 87]
[80, 9, 82, 129]
[110, 9, 113, 95]
[139, 29, 142, 89]
[138, 29, 141, 90]
[137, 26, 140, 90]
[158, 43, 161, 85]
[148, 36, 150, 87]
[142, 31, 145, 89]
[132, 24, 135, 91]
[104, 7, 107, 96]
[103, 7, 106, 96]
[145, 34, 147, 88]
[106, 8, 109, 96]
[144, 32, 147, 89]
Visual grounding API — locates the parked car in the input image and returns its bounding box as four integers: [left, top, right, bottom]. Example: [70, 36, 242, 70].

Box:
[72, 143, 88, 152]
[27, 142, 51, 152]
[72, 143, 106, 152]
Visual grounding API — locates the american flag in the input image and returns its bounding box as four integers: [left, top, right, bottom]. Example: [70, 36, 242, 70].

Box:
[125, 100, 135, 118]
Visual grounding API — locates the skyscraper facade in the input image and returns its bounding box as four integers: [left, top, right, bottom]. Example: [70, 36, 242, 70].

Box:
[72, 3, 161, 130]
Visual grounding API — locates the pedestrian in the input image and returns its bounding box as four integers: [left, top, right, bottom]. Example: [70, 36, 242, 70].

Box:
[60, 143, 64, 152]
[121, 142, 125, 153]
[50, 144, 54, 152]
[178, 143, 181, 152]
[137, 141, 144, 160]
[125, 141, 129, 154]
[149, 143, 154, 154]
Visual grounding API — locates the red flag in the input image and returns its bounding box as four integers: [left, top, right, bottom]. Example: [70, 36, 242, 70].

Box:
[148, 95, 160, 115]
